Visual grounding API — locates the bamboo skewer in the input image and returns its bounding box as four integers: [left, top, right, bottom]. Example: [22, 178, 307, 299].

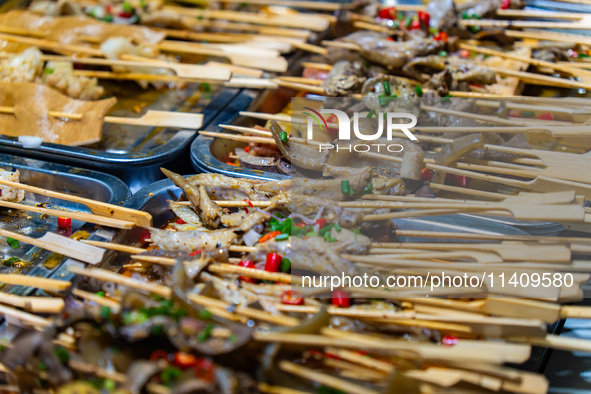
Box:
[0, 105, 205, 131]
[0, 274, 70, 292]
[0, 293, 64, 314]
[0, 304, 51, 329]
[496, 9, 586, 20]
[458, 43, 589, 77]
[279, 361, 380, 394]
[0, 199, 135, 229]
[0, 229, 105, 265]
[460, 18, 591, 30]
[68, 265, 297, 325]
[505, 29, 591, 47]
[163, 6, 330, 32]
[216, 0, 344, 10]
[0, 178, 152, 227]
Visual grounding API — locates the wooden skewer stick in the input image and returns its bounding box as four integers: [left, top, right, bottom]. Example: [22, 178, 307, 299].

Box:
[0, 304, 51, 329]
[279, 361, 380, 394]
[460, 18, 591, 30]
[0, 104, 205, 130]
[209, 263, 297, 284]
[0, 199, 135, 229]
[496, 9, 586, 20]
[0, 292, 64, 314]
[68, 265, 296, 325]
[505, 29, 591, 47]
[0, 178, 152, 227]
[394, 229, 591, 244]
[458, 43, 589, 77]
[0, 274, 70, 292]
[163, 6, 330, 32]
[214, 0, 344, 11]
[0, 229, 105, 265]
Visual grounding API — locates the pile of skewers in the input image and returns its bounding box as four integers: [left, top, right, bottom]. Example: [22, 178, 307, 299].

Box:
[0, 168, 589, 392]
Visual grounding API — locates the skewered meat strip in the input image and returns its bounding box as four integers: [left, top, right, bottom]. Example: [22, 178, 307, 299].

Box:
[321, 60, 367, 96]
[149, 228, 238, 252]
[342, 31, 445, 69]
[403, 55, 496, 86]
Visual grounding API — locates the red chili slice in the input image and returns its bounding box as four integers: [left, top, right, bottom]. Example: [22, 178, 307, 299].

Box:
[265, 253, 282, 272]
[280, 290, 304, 305]
[331, 290, 351, 308]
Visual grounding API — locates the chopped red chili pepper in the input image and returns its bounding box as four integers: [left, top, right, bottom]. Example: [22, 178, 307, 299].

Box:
[460, 49, 471, 59]
[57, 217, 72, 228]
[500, 0, 511, 9]
[409, 19, 421, 30]
[258, 230, 281, 244]
[420, 168, 433, 182]
[378, 6, 397, 20]
[434, 31, 449, 42]
[189, 250, 202, 256]
[280, 290, 304, 305]
[417, 11, 430, 27]
[243, 199, 254, 208]
[442, 335, 459, 345]
[445, 174, 468, 187]
[265, 253, 282, 272]
[315, 218, 328, 229]
[174, 352, 200, 368]
[244, 145, 250, 153]
[237, 260, 257, 283]
[138, 229, 151, 243]
[537, 112, 554, 121]
[295, 222, 307, 228]
[176, 218, 186, 224]
[118, 10, 133, 18]
[331, 290, 351, 308]
[325, 351, 341, 360]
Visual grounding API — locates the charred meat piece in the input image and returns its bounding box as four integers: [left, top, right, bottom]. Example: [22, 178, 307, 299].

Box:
[321, 60, 367, 96]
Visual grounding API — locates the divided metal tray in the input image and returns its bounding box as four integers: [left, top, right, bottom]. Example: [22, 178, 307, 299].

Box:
[0, 153, 129, 297]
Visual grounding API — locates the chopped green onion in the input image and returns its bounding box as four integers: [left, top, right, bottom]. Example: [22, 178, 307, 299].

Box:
[121, 2, 134, 12]
[366, 110, 375, 119]
[96, 291, 105, 298]
[461, 11, 469, 19]
[305, 231, 316, 238]
[438, 50, 448, 57]
[440, 94, 452, 103]
[279, 131, 288, 143]
[43, 68, 54, 75]
[522, 111, 534, 117]
[103, 379, 116, 391]
[103, 14, 113, 22]
[392, 21, 400, 29]
[404, 17, 412, 28]
[415, 84, 423, 97]
[362, 182, 373, 194]
[202, 82, 211, 93]
[341, 180, 353, 196]
[160, 366, 182, 384]
[99, 306, 111, 319]
[200, 309, 212, 319]
[275, 233, 289, 241]
[197, 323, 214, 342]
[55, 346, 70, 364]
[2, 257, 21, 267]
[6, 237, 19, 249]
[382, 80, 391, 96]
[280, 258, 291, 272]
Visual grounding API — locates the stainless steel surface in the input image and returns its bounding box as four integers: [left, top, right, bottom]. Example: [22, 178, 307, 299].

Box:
[0, 153, 130, 296]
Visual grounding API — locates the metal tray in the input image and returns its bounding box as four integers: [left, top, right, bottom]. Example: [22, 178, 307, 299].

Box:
[0, 85, 241, 193]
[0, 153, 130, 297]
